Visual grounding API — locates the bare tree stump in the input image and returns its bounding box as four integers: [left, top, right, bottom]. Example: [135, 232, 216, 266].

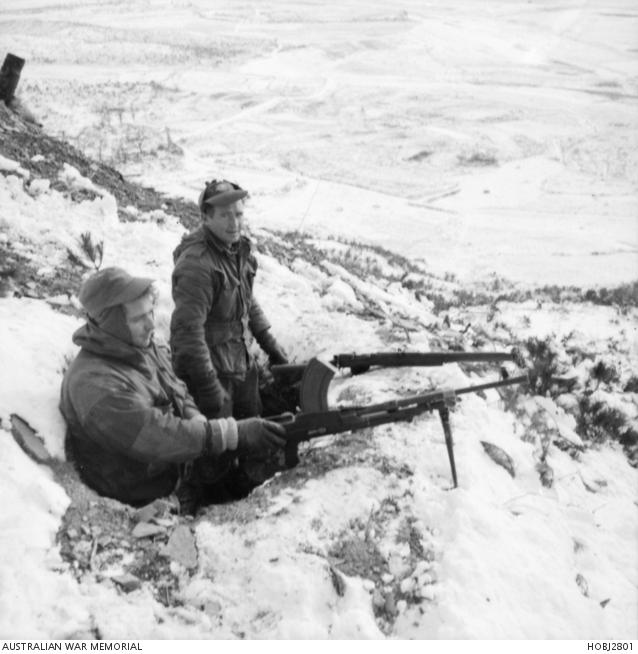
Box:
[0, 53, 25, 105]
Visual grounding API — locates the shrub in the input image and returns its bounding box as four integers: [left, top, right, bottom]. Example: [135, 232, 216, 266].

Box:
[523, 337, 560, 396]
[576, 397, 636, 465]
[589, 360, 621, 389]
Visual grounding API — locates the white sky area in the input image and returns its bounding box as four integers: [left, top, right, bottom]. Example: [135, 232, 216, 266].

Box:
[0, 0, 636, 643]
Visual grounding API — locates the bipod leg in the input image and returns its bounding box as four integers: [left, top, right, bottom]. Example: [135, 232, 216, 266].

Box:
[438, 406, 458, 488]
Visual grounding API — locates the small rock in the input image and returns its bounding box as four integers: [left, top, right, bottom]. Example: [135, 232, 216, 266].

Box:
[536, 460, 554, 488]
[580, 471, 608, 493]
[154, 517, 177, 528]
[10, 414, 50, 463]
[329, 566, 346, 597]
[112, 573, 142, 593]
[161, 525, 198, 570]
[133, 497, 177, 524]
[132, 522, 167, 539]
[480, 441, 515, 478]
[576, 573, 589, 597]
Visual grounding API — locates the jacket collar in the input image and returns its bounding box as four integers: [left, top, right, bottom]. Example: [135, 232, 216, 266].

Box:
[73, 320, 154, 371]
[203, 225, 251, 257]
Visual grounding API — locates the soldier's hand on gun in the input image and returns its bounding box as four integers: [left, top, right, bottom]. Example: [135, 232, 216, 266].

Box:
[237, 417, 286, 456]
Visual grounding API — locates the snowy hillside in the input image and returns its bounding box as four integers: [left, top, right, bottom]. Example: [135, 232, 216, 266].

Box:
[1, 104, 636, 640]
[0, 0, 637, 641]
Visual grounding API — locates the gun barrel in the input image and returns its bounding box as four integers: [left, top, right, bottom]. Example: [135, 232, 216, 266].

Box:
[347, 373, 528, 416]
[453, 373, 528, 397]
[332, 351, 514, 370]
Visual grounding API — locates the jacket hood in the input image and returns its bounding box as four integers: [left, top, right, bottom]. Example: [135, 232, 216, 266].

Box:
[72, 320, 150, 369]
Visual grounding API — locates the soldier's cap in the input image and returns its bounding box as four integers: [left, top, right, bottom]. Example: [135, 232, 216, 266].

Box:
[198, 179, 248, 211]
[79, 267, 154, 317]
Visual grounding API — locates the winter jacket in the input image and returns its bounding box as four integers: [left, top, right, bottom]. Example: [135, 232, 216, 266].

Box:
[60, 321, 226, 506]
[170, 227, 270, 388]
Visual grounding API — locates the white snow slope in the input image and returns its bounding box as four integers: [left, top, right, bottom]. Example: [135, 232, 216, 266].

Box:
[0, 0, 636, 641]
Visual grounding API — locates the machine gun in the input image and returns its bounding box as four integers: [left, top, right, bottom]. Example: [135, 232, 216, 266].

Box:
[271, 349, 519, 413]
[265, 358, 528, 488]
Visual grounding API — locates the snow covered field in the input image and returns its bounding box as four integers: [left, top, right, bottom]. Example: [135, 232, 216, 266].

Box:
[4, 0, 637, 285]
[0, 0, 636, 643]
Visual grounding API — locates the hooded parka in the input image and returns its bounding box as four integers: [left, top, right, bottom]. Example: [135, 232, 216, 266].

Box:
[60, 321, 229, 506]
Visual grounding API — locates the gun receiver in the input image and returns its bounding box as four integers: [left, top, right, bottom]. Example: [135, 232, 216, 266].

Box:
[271, 373, 528, 488]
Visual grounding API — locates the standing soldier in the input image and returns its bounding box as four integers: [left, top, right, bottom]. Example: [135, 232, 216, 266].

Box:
[170, 179, 288, 420]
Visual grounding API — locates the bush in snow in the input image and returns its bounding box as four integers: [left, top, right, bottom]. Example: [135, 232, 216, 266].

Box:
[576, 396, 637, 464]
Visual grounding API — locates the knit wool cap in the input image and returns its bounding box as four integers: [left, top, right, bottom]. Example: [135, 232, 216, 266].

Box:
[198, 179, 247, 211]
[79, 267, 154, 319]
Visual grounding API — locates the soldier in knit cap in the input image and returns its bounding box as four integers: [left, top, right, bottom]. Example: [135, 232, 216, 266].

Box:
[60, 267, 286, 512]
[170, 179, 288, 420]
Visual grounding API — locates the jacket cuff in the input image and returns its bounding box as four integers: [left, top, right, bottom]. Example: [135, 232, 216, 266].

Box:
[223, 418, 239, 450]
[206, 418, 238, 454]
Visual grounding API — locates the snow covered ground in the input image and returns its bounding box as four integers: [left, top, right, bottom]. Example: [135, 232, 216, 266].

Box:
[0, 0, 636, 643]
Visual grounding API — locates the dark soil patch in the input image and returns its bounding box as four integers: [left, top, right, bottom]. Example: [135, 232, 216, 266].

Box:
[47, 456, 184, 607]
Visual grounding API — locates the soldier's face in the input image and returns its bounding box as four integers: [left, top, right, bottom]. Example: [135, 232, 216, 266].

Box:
[123, 292, 156, 348]
[204, 201, 244, 245]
